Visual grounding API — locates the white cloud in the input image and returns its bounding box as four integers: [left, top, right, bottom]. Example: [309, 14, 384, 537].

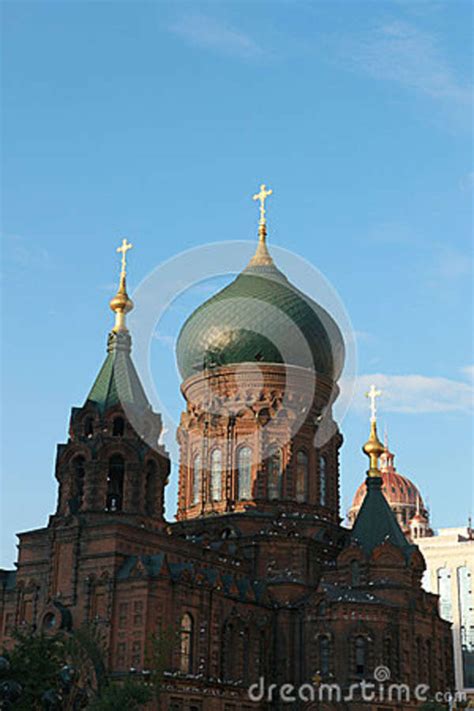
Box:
[462, 365, 474, 382]
[169, 14, 264, 59]
[336, 20, 472, 106]
[345, 371, 474, 414]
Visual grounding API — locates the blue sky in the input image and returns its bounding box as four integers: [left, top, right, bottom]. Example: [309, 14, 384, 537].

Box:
[1, 0, 472, 568]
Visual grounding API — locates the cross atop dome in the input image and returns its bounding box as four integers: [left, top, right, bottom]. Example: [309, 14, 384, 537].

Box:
[366, 384, 382, 423]
[248, 182, 275, 268]
[110, 238, 134, 333]
[253, 183, 273, 229]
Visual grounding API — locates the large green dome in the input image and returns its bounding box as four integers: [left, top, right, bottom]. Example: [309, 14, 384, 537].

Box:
[176, 243, 345, 382]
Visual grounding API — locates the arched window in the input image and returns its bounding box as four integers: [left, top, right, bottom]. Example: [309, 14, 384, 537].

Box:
[319, 455, 327, 506]
[237, 447, 252, 500]
[192, 454, 201, 505]
[295, 449, 308, 503]
[267, 447, 282, 500]
[106, 455, 124, 511]
[179, 613, 193, 673]
[210, 449, 222, 501]
[112, 417, 125, 437]
[319, 635, 330, 676]
[84, 417, 94, 437]
[355, 636, 366, 676]
[145, 460, 157, 516]
[71, 456, 86, 512]
[351, 560, 361, 586]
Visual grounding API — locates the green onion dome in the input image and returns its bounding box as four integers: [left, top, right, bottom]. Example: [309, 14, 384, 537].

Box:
[176, 239, 345, 383]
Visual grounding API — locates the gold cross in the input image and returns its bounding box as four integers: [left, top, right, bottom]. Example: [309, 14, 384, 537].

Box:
[253, 183, 273, 225]
[117, 238, 133, 277]
[366, 384, 382, 422]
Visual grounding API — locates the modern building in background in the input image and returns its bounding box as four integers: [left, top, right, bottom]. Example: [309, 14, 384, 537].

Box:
[418, 526, 474, 700]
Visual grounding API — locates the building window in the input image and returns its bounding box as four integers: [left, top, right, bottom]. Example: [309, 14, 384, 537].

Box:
[179, 613, 193, 673]
[112, 416, 125, 437]
[295, 449, 308, 503]
[237, 447, 252, 500]
[437, 567, 453, 622]
[319, 635, 330, 675]
[145, 460, 157, 516]
[117, 642, 126, 667]
[242, 627, 250, 684]
[267, 447, 282, 500]
[192, 454, 201, 505]
[383, 636, 393, 672]
[42, 612, 56, 631]
[118, 602, 128, 628]
[131, 641, 141, 668]
[71, 456, 86, 511]
[106, 454, 124, 511]
[319, 455, 327, 506]
[355, 636, 366, 676]
[84, 417, 94, 437]
[351, 560, 361, 586]
[222, 622, 235, 681]
[458, 566, 474, 688]
[133, 600, 144, 626]
[210, 449, 222, 501]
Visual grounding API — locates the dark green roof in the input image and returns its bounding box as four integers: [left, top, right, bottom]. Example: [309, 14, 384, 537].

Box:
[176, 260, 344, 381]
[86, 331, 150, 413]
[351, 477, 415, 560]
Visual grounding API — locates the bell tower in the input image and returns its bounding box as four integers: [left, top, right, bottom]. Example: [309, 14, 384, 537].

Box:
[53, 239, 169, 527]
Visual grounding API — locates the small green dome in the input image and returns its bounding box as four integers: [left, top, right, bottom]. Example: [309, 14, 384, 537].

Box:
[176, 257, 345, 382]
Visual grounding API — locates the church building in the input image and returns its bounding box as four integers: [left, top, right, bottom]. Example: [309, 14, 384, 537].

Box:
[0, 187, 455, 709]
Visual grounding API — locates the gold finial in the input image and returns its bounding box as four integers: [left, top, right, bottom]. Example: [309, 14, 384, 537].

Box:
[363, 383, 384, 477]
[109, 238, 134, 333]
[248, 183, 275, 267]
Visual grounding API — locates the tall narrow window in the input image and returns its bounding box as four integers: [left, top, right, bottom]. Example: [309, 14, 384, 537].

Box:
[179, 613, 193, 673]
[437, 567, 452, 621]
[71, 456, 86, 512]
[458, 566, 474, 688]
[319, 636, 330, 675]
[145, 460, 157, 516]
[107, 455, 124, 511]
[351, 560, 361, 586]
[267, 447, 282, 500]
[210, 449, 222, 501]
[112, 417, 125, 437]
[192, 454, 201, 505]
[355, 636, 366, 676]
[319, 455, 327, 506]
[242, 627, 250, 684]
[237, 447, 252, 500]
[383, 636, 393, 672]
[84, 417, 94, 437]
[222, 622, 235, 681]
[295, 449, 308, 503]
